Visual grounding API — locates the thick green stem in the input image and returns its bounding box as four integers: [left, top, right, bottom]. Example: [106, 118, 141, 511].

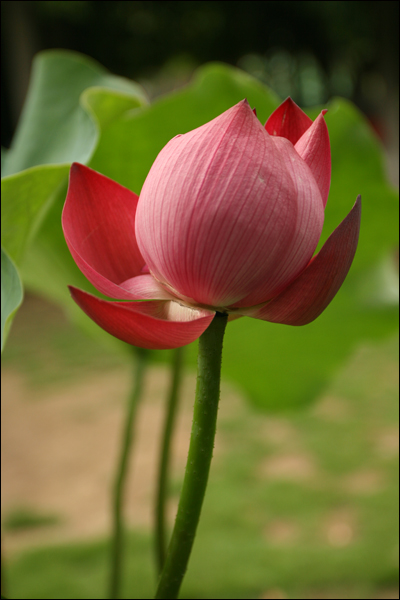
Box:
[155, 346, 185, 574]
[155, 312, 228, 599]
[109, 347, 149, 600]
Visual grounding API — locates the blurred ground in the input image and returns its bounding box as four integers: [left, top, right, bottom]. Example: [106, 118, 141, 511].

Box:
[1, 361, 237, 553]
[1, 293, 399, 599]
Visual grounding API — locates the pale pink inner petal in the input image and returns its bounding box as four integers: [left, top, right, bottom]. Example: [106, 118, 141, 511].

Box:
[147, 300, 215, 322]
[120, 274, 178, 301]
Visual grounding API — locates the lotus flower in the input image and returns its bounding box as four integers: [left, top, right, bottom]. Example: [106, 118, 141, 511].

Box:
[62, 98, 361, 349]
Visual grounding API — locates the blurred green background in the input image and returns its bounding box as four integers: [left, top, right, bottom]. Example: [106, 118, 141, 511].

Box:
[1, 1, 399, 156]
[1, 2, 398, 599]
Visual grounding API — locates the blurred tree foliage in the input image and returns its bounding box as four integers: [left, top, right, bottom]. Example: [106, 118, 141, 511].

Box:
[1, 1, 399, 148]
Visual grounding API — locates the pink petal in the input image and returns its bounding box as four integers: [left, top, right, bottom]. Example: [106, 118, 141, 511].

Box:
[294, 112, 331, 207]
[136, 100, 323, 309]
[62, 163, 146, 300]
[69, 286, 215, 349]
[265, 97, 313, 145]
[232, 136, 324, 308]
[243, 196, 361, 325]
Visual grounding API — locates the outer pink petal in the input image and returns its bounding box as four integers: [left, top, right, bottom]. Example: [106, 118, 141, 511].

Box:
[232, 136, 324, 308]
[136, 100, 321, 308]
[243, 196, 361, 325]
[69, 286, 215, 350]
[62, 163, 146, 300]
[294, 112, 331, 207]
[265, 97, 313, 145]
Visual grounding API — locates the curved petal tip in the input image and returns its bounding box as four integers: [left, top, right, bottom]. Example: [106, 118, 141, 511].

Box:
[265, 97, 313, 144]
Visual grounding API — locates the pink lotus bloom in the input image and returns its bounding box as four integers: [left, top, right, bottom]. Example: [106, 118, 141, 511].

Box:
[62, 98, 361, 349]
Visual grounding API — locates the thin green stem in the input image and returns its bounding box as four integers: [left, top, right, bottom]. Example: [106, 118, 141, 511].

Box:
[109, 347, 149, 600]
[155, 312, 228, 599]
[155, 346, 185, 574]
[1, 543, 6, 599]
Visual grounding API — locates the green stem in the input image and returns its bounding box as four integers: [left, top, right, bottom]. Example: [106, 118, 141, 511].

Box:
[155, 346, 185, 574]
[155, 312, 228, 599]
[1, 543, 6, 599]
[109, 347, 149, 600]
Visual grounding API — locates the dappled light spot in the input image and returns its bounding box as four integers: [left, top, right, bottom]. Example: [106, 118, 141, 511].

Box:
[259, 588, 288, 599]
[312, 395, 351, 421]
[263, 518, 300, 546]
[304, 589, 361, 599]
[374, 427, 399, 460]
[327, 522, 354, 547]
[322, 509, 356, 547]
[342, 469, 385, 495]
[372, 588, 400, 599]
[259, 452, 317, 481]
[259, 417, 300, 447]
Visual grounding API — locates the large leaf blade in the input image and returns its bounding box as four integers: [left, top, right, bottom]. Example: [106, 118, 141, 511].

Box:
[3, 49, 147, 176]
[1, 165, 69, 264]
[1, 247, 23, 352]
[2, 50, 147, 266]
